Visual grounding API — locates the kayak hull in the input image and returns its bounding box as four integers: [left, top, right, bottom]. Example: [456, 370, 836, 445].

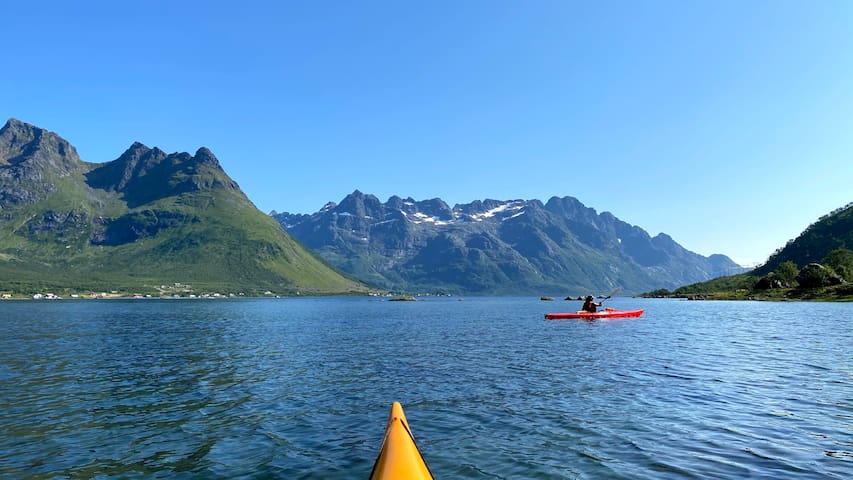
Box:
[370, 402, 434, 480]
[545, 308, 645, 320]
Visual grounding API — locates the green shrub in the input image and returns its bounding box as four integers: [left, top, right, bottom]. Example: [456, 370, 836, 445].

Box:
[824, 248, 853, 282]
[797, 263, 842, 288]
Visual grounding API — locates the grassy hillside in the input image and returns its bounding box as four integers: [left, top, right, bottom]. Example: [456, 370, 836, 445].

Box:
[0, 119, 367, 297]
[647, 203, 853, 302]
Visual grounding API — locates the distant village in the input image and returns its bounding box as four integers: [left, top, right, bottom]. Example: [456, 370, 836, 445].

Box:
[1, 283, 279, 300]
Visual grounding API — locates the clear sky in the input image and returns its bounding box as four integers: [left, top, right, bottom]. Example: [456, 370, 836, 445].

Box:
[3, 1, 851, 266]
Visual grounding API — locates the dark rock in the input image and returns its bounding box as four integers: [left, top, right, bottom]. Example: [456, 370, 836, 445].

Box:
[86, 143, 239, 207]
[0, 119, 83, 206]
[755, 272, 790, 290]
[797, 263, 843, 288]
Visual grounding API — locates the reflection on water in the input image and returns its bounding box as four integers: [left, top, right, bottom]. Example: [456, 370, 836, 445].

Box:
[0, 298, 850, 478]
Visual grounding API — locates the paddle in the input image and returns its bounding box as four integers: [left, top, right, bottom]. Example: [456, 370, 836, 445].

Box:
[599, 287, 622, 307]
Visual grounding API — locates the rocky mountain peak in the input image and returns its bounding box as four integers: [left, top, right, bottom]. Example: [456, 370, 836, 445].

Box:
[337, 190, 383, 216]
[120, 141, 152, 159]
[83, 141, 239, 207]
[194, 147, 220, 166]
[412, 198, 453, 221]
[0, 118, 81, 176]
[88, 142, 163, 192]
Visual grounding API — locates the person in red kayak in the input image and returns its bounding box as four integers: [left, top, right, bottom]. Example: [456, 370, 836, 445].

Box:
[582, 295, 602, 312]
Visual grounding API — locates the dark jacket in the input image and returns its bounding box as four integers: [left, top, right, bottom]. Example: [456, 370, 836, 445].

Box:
[582, 300, 600, 312]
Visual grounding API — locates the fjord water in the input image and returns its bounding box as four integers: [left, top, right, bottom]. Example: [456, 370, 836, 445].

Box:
[0, 298, 850, 479]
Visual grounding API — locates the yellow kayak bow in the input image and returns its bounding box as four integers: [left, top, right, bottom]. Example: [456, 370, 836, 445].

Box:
[369, 402, 434, 480]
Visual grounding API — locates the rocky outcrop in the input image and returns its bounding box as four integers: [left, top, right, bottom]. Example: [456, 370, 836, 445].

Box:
[797, 263, 844, 288]
[0, 119, 85, 205]
[0, 119, 82, 176]
[755, 272, 790, 289]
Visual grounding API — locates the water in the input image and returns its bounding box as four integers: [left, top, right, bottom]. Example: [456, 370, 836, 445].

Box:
[0, 297, 850, 479]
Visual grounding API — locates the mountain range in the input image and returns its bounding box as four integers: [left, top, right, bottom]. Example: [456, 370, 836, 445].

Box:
[0, 118, 748, 297]
[273, 191, 745, 295]
[0, 118, 365, 296]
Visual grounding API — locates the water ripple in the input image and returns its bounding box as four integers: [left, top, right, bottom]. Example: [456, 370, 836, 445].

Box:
[0, 298, 851, 478]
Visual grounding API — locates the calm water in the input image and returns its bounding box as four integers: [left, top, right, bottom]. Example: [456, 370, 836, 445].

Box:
[0, 297, 850, 479]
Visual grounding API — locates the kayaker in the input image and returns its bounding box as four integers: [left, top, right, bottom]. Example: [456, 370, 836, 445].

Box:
[581, 295, 602, 312]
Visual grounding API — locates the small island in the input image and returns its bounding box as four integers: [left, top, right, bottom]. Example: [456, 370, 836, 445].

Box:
[388, 295, 416, 302]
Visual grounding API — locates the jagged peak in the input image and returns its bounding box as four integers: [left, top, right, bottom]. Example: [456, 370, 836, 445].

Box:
[545, 195, 583, 208]
[0, 118, 81, 170]
[2, 118, 29, 130]
[0, 118, 52, 137]
[1, 118, 68, 145]
[111, 142, 163, 171]
[121, 141, 151, 157]
[116, 143, 223, 171]
[340, 190, 381, 204]
[1, 118, 43, 141]
[386, 195, 405, 209]
[194, 147, 220, 166]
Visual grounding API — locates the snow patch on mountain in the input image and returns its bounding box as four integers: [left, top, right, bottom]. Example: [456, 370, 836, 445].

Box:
[503, 210, 526, 221]
[403, 210, 451, 226]
[470, 201, 525, 222]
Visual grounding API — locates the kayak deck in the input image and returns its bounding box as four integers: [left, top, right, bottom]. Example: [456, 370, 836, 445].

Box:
[370, 402, 434, 480]
[545, 308, 645, 320]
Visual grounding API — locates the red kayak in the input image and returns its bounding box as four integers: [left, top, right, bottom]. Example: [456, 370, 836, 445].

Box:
[545, 308, 644, 320]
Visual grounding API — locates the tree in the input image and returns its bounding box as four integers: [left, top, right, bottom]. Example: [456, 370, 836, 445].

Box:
[823, 248, 853, 282]
[774, 261, 799, 286]
[797, 263, 843, 289]
[646, 288, 672, 297]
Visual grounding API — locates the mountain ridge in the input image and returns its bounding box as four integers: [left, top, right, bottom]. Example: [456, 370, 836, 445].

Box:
[754, 203, 853, 276]
[0, 118, 365, 296]
[273, 190, 745, 295]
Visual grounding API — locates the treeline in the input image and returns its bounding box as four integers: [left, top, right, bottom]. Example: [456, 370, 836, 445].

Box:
[758, 204, 853, 274]
[754, 248, 852, 290]
[638, 202, 853, 300]
[646, 247, 853, 300]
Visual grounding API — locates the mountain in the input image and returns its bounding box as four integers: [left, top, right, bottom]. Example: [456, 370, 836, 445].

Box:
[661, 203, 853, 300]
[0, 119, 366, 296]
[754, 203, 853, 276]
[272, 191, 745, 295]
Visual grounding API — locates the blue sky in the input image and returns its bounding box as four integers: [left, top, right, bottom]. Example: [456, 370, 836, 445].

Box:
[3, 1, 851, 266]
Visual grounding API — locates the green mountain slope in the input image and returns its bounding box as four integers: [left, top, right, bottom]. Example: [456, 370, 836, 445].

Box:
[0, 118, 366, 296]
[754, 203, 853, 276]
[667, 203, 853, 300]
